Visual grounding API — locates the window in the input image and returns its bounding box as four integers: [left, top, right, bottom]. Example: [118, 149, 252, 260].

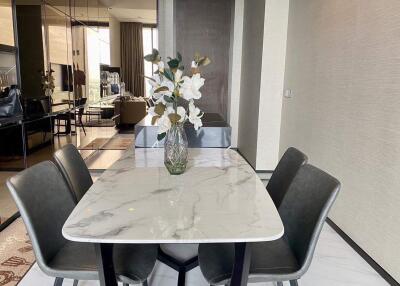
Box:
[143, 26, 158, 97]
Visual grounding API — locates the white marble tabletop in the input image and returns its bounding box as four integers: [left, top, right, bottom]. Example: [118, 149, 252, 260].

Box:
[62, 148, 284, 244]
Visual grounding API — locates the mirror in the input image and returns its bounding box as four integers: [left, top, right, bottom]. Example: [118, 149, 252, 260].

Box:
[0, 0, 17, 92]
[0, 0, 14, 47]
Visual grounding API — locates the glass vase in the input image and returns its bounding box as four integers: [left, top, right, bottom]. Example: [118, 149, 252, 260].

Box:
[164, 123, 188, 175]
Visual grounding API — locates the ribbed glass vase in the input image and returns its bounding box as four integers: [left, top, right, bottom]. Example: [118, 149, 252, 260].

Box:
[164, 123, 188, 175]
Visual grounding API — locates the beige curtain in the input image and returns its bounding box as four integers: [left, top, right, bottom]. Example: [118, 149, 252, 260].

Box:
[120, 22, 144, 97]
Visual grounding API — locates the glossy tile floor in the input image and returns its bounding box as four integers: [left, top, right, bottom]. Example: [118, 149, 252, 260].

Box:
[19, 223, 389, 286]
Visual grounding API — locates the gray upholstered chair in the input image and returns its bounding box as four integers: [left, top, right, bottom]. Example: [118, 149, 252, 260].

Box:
[53, 144, 93, 202]
[7, 161, 158, 286]
[53, 144, 199, 285]
[267, 147, 308, 208]
[198, 164, 340, 286]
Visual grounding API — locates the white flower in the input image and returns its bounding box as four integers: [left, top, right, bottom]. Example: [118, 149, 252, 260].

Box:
[166, 105, 187, 123]
[179, 73, 205, 101]
[158, 112, 171, 135]
[191, 61, 198, 68]
[158, 61, 165, 72]
[176, 106, 187, 122]
[148, 106, 157, 117]
[149, 74, 174, 104]
[175, 69, 183, 83]
[188, 100, 203, 130]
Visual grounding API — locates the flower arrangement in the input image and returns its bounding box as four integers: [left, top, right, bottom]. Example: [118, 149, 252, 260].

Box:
[144, 49, 210, 141]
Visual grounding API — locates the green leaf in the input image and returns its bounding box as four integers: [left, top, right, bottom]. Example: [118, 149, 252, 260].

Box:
[177, 52, 182, 62]
[154, 86, 170, 93]
[144, 54, 155, 62]
[194, 52, 201, 62]
[164, 69, 175, 82]
[145, 49, 161, 63]
[157, 132, 166, 141]
[168, 59, 180, 69]
[198, 56, 211, 66]
[168, 113, 181, 124]
[164, 95, 175, 103]
[154, 103, 166, 116]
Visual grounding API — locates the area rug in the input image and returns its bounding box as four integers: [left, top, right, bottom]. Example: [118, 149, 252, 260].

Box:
[0, 218, 34, 286]
[79, 137, 133, 150]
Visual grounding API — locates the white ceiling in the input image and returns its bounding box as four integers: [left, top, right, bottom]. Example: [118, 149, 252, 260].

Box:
[99, 0, 157, 23]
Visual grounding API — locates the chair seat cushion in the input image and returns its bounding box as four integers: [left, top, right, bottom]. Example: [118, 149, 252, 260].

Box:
[198, 238, 299, 285]
[46, 242, 158, 282]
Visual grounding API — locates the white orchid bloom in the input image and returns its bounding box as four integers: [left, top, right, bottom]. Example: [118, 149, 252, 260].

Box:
[149, 74, 175, 104]
[158, 61, 165, 72]
[179, 73, 205, 101]
[166, 105, 186, 123]
[175, 69, 183, 83]
[176, 106, 187, 122]
[148, 106, 157, 117]
[188, 100, 203, 130]
[157, 112, 171, 135]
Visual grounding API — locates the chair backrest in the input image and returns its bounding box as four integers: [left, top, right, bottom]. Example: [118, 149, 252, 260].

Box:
[267, 147, 308, 207]
[278, 164, 340, 275]
[53, 144, 93, 202]
[6, 161, 76, 271]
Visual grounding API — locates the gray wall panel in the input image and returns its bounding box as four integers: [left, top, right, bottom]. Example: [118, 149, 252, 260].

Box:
[175, 0, 232, 119]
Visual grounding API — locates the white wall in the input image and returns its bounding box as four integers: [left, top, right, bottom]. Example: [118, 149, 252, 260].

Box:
[280, 0, 400, 281]
[256, 0, 289, 170]
[237, 0, 265, 167]
[227, 0, 244, 148]
[236, 0, 289, 170]
[158, 0, 175, 61]
[109, 16, 121, 67]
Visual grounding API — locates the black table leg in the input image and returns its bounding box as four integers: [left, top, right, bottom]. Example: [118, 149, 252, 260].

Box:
[95, 243, 118, 286]
[230, 242, 251, 286]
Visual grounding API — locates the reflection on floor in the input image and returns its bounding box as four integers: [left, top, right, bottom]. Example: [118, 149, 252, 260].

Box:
[18, 223, 389, 286]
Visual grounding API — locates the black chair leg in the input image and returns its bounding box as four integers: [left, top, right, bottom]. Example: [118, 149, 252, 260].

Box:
[78, 115, 86, 135]
[123, 283, 129, 286]
[290, 280, 299, 286]
[73, 280, 78, 286]
[53, 277, 63, 286]
[277, 282, 284, 286]
[177, 269, 185, 286]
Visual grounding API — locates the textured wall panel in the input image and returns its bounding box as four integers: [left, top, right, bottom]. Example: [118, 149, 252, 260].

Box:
[280, 0, 400, 280]
[175, 0, 231, 119]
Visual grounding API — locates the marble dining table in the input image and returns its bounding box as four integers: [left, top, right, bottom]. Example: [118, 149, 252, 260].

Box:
[62, 148, 284, 286]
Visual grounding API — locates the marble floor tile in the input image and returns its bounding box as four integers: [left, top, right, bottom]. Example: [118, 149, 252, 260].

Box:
[18, 224, 389, 286]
